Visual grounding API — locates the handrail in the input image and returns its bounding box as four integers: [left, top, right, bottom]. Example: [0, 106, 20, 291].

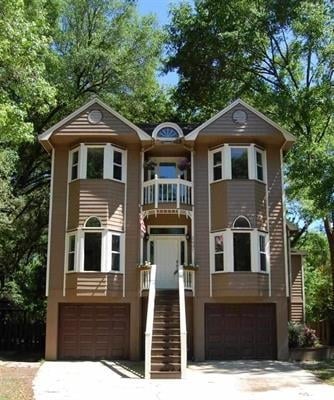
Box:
[178, 265, 187, 377]
[143, 176, 192, 207]
[144, 264, 156, 379]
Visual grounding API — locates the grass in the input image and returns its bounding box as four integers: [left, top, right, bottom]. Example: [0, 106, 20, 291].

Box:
[302, 360, 334, 385]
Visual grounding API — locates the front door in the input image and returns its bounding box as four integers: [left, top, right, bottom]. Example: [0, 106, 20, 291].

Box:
[152, 237, 179, 289]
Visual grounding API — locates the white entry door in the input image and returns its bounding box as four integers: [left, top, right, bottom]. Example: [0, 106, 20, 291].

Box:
[154, 238, 179, 289]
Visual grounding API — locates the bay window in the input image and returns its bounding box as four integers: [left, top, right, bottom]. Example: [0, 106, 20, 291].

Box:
[211, 225, 269, 273]
[66, 219, 124, 273]
[210, 145, 266, 182]
[68, 144, 126, 182]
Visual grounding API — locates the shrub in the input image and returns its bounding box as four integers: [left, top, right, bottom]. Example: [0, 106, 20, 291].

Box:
[288, 322, 319, 348]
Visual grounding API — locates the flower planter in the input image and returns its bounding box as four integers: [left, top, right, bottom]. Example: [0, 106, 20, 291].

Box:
[289, 346, 334, 361]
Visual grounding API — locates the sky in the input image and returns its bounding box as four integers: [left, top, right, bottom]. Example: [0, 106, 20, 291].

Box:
[137, 0, 192, 86]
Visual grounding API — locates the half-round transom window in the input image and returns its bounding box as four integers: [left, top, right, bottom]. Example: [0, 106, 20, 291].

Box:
[85, 216, 102, 228]
[157, 127, 179, 139]
[233, 216, 251, 228]
[152, 123, 183, 141]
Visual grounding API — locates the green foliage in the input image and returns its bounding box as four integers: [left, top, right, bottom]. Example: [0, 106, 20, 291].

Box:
[0, 0, 169, 314]
[288, 321, 319, 348]
[298, 232, 333, 321]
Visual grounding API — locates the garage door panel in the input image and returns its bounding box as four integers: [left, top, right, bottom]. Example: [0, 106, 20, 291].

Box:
[59, 303, 130, 360]
[205, 304, 276, 360]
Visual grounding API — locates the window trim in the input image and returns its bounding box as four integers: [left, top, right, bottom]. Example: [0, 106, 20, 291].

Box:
[209, 144, 267, 183]
[65, 228, 124, 274]
[68, 143, 127, 183]
[210, 228, 269, 274]
[65, 233, 77, 272]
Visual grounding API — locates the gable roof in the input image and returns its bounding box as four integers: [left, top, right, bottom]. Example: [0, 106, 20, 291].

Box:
[38, 97, 152, 144]
[185, 98, 296, 143]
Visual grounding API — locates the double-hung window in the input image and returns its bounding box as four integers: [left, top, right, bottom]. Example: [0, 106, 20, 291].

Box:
[67, 235, 76, 271]
[111, 234, 121, 271]
[213, 151, 223, 181]
[255, 149, 264, 182]
[259, 234, 267, 272]
[71, 150, 79, 180]
[214, 234, 224, 271]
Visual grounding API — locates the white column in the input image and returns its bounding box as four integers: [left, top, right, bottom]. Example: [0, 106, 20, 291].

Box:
[79, 143, 87, 179]
[103, 143, 113, 179]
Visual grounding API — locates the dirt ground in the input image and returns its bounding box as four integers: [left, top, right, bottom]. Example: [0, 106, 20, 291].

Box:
[0, 361, 40, 400]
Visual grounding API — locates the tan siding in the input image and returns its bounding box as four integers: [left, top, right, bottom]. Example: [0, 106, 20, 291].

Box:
[66, 273, 123, 297]
[289, 254, 304, 322]
[210, 181, 228, 230]
[211, 180, 267, 231]
[67, 179, 125, 231]
[49, 146, 68, 296]
[267, 146, 286, 296]
[194, 145, 210, 296]
[124, 145, 141, 296]
[290, 302, 304, 323]
[67, 180, 80, 230]
[201, 104, 280, 137]
[291, 254, 303, 299]
[212, 273, 269, 297]
[54, 104, 136, 136]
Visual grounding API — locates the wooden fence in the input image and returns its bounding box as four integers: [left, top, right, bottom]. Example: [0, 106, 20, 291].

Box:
[309, 320, 331, 345]
[0, 308, 45, 353]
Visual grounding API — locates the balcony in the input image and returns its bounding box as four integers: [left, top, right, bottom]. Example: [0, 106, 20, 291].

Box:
[142, 176, 192, 210]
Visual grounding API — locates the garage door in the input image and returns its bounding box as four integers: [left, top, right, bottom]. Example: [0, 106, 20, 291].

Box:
[205, 304, 276, 360]
[58, 304, 130, 359]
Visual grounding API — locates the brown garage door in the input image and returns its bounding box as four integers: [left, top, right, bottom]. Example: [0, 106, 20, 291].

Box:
[58, 304, 130, 360]
[205, 304, 276, 360]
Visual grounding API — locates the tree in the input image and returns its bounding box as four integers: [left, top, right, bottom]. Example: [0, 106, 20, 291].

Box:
[166, 0, 334, 309]
[0, 0, 169, 312]
[297, 232, 332, 322]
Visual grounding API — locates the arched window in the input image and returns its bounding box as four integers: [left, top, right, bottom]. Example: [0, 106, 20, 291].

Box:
[152, 123, 183, 141]
[233, 216, 251, 229]
[84, 216, 102, 228]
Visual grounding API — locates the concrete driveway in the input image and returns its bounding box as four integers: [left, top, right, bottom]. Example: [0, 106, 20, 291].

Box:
[33, 360, 334, 400]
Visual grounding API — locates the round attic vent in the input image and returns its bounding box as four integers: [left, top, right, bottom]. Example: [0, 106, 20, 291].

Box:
[88, 109, 103, 124]
[232, 109, 247, 126]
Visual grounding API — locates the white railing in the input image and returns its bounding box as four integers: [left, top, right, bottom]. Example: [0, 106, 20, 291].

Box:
[143, 176, 192, 208]
[140, 268, 151, 294]
[184, 269, 195, 293]
[178, 265, 187, 377]
[145, 264, 156, 379]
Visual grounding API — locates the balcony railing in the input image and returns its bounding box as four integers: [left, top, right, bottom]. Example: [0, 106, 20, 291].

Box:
[143, 176, 192, 208]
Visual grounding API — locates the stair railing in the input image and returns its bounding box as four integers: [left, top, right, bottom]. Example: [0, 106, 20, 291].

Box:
[144, 263, 156, 379]
[178, 264, 187, 377]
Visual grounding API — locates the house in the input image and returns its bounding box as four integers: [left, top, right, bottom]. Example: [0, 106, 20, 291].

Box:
[39, 97, 304, 378]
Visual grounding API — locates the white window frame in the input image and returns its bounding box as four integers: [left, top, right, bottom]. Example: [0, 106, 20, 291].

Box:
[210, 228, 269, 274]
[209, 144, 267, 183]
[108, 231, 124, 273]
[258, 232, 269, 272]
[65, 233, 77, 272]
[213, 232, 224, 272]
[255, 147, 266, 183]
[68, 143, 127, 183]
[68, 147, 80, 182]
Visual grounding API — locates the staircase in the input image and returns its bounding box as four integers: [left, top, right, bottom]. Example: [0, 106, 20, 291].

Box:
[150, 290, 181, 379]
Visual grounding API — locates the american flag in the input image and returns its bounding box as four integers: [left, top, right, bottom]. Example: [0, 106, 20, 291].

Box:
[139, 212, 146, 237]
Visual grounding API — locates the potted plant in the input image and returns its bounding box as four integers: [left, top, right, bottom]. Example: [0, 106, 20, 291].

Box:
[137, 261, 152, 270]
[178, 158, 191, 171]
